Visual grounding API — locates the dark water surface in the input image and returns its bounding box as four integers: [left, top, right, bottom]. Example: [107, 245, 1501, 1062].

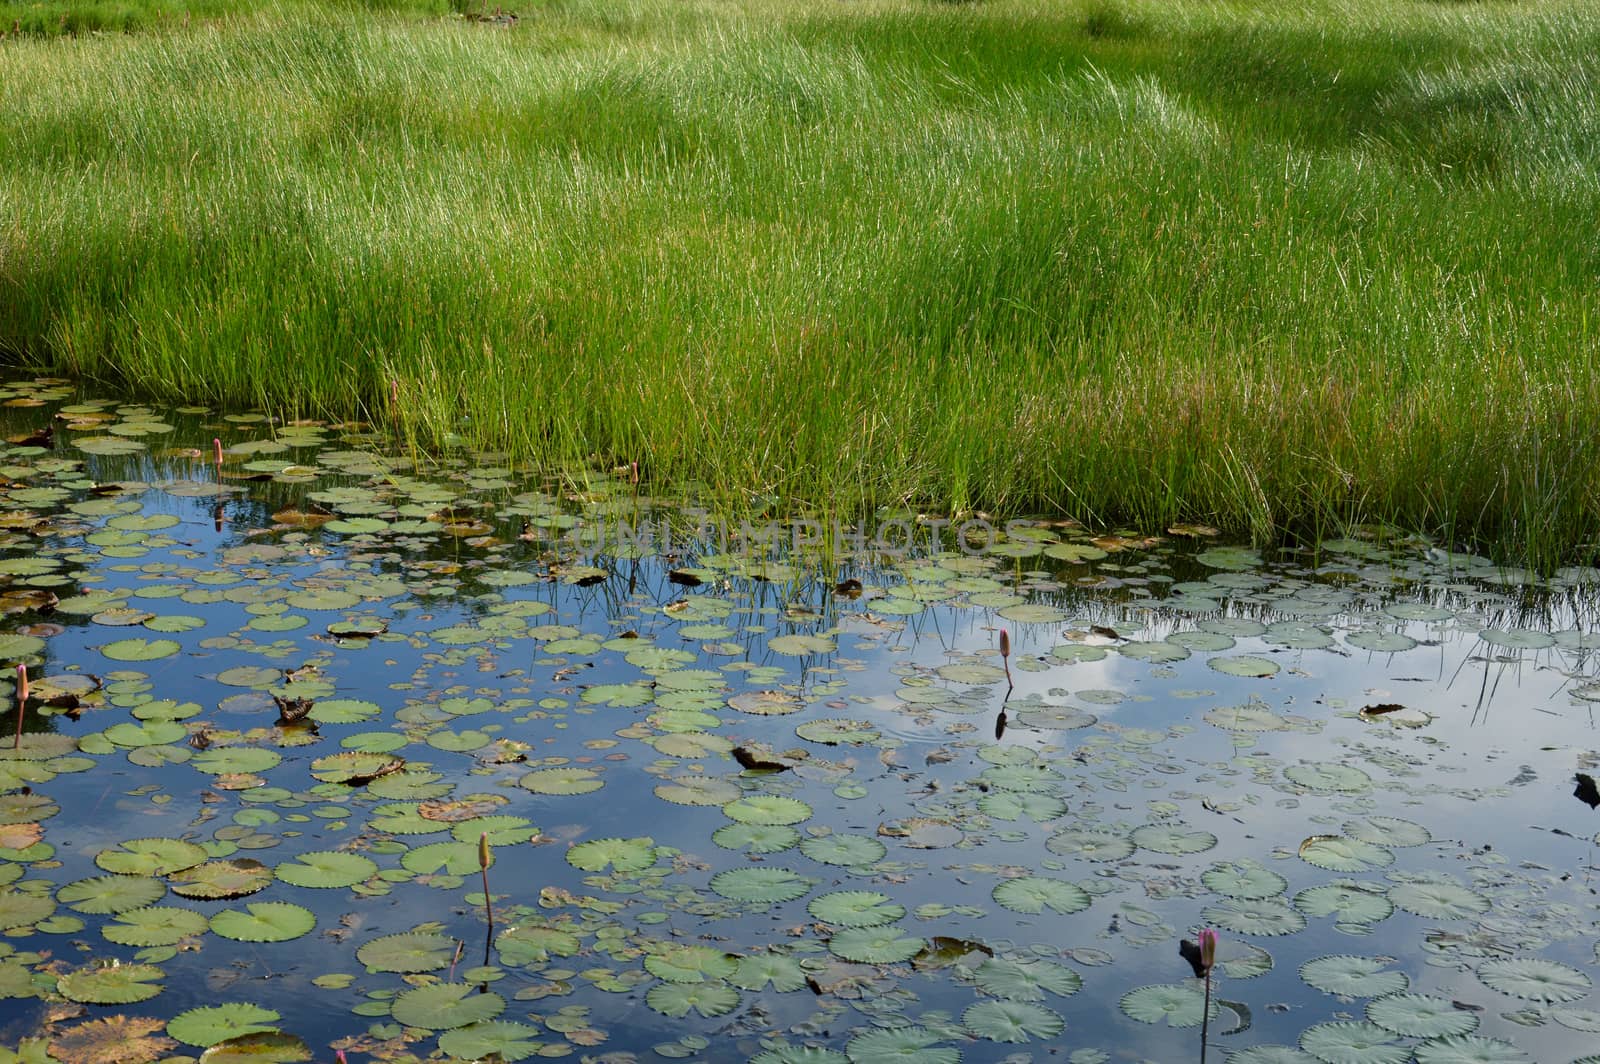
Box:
[0, 378, 1596, 1064]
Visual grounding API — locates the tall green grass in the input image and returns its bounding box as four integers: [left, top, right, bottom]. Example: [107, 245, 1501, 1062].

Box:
[1, 0, 1598, 564]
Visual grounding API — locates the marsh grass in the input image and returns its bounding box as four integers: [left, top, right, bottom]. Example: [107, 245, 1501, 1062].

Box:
[1, 0, 1598, 565]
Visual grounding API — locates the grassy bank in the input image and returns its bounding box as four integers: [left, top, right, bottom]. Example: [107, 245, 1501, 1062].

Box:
[1, 0, 1598, 564]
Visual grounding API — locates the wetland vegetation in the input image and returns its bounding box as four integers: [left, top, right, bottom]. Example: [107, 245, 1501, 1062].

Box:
[2, 0, 1600, 563]
[0, 381, 1592, 1062]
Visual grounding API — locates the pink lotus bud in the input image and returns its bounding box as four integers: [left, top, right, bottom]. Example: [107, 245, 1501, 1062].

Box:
[999, 629, 1011, 658]
[212, 438, 224, 467]
[15, 665, 25, 705]
[336, 1052, 349, 1064]
[1197, 927, 1218, 974]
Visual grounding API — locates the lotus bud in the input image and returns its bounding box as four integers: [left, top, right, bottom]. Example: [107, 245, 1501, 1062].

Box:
[212, 438, 224, 467]
[1197, 927, 1218, 974]
[15, 664, 26, 705]
[478, 832, 491, 871]
[999, 629, 1011, 659]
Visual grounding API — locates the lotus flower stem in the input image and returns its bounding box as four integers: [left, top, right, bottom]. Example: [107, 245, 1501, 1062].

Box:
[479, 832, 494, 965]
[12, 664, 27, 750]
[999, 628, 1013, 690]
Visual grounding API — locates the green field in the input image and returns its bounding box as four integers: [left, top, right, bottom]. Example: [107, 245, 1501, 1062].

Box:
[2, 0, 1597, 564]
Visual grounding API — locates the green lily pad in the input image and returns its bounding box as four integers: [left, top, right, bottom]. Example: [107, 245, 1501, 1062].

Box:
[710, 866, 812, 904]
[209, 902, 315, 942]
[57, 962, 164, 1004]
[645, 945, 739, 983]
[843, 1026, 958, 1064]
[519, 767, 603, 795]
[357, 931, 458, 973]
[1300, 955, 1409, 998]
[1365, 993, 1480, 1038]
[566, 837, 658, 873]
[655, 774, 742, 806]
[731, 953, 808, 992]
[713, 822, 802, 853]
[828, 927, 924, 964]
[103, 905, 210, 947]
[646, 980, 741, 1018]
[799, 833, 886, 867]
[1297, 1021, 1409, 1064]
[95, 837, 208, 877]
[391, 983, 505, 1030]
[808, 891, 906, 928]
[992, 876, 1091, 916]
[1119, 982, 1216, 1027]
[963, 999, 1064, 1043]
[724, 794, 812, 826]
[274, 851, 378, 889]
[167, 1003, 282, 1047]
[169, 859, 274, 900]
[437, 1021, 545, 1062]
[101, 637, 181, 661]
[1476, 958, 1591, 1003]
[968, 956, 1082, 1002]
[58, 874, 166, 914]
[1411, 1035, 1530, 1063]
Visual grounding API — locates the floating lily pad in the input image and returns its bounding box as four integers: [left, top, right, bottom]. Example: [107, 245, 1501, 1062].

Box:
[799, 833, 886, 867]
[1297, 1021, 1409, 1064]
[809, 891, 906, 928]
[647, 980, 741, 1018]
[655, 775, 742, 807]
[1298, 836, 1394, 872]
[103, 906, 210, 947]
[1476, 957, 1591, 1003]
[167, 1004, 281, 1047]
[519, 767, 603, 795]
[731, 952, 807, 992]
[829, 927, 925, 964]
[962, 999, 1064, 1043]
[1389, 880, 1489, 920]
[495, 924, 581, 965]
[713, 822, 801, 853]
[101, 637, 181, 661]
[1300, 956, 1408, 998]
[1045, 828, 1134, 861]
[1365, 993, 1479, 1038]
[968, 956, 1081, 1001]
[274, 851, 378, 888]
[1203, 862, 1288, 900]
[391, 983, 505, 1030]
[169, 859, 273, 899]
[95, 837, 208, 877]
[724, 794, 811, 826]
[437, 1021, 545, 1062]
[1132, 823, 1217, 855]
[57, 962, 164, 1004]
[59, 874, 167, 914]
[210, 902, 315, 942]
[357, 931, 458, 973]
[1204, 898, 1306, 937]
[843, 1026, 958, 1064]
[1119, 982, 1215, 1027]
[567, 837, 658, 873]
[1209, 655, 1279, 678]
[645, 945, 738, 983]
[1411, 1035, 1529, 1064]
[992, 876, 1091, 916]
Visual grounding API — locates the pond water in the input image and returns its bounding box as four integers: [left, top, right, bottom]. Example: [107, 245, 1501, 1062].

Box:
[0, 376, 1597, 1064]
